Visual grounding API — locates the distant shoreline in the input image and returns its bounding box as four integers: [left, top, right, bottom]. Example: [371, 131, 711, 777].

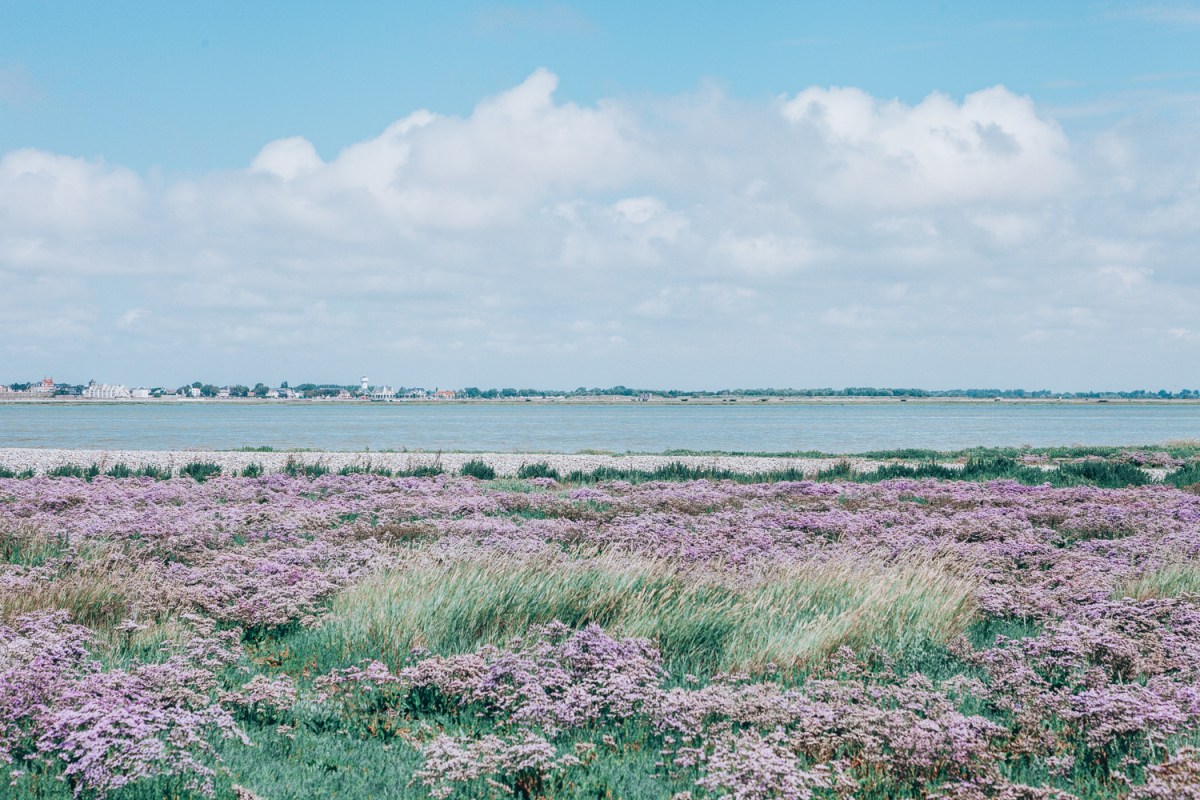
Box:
[4, 396, 1200, 406]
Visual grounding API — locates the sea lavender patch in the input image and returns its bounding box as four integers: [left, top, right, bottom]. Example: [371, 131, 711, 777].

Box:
[3, 471, 1200, 797]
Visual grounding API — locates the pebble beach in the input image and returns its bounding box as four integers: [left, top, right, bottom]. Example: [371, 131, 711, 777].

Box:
[0, 447, 891, 477]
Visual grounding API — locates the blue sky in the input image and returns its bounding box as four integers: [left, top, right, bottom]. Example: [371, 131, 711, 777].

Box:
[4, 2, 1199, 170]
[3, 2, 1200, 389]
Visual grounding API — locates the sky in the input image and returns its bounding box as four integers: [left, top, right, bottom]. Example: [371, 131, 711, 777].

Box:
[2, 1, 1199, 390]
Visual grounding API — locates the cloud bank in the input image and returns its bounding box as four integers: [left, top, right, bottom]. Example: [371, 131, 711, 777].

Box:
[2, 69, 1197, 389]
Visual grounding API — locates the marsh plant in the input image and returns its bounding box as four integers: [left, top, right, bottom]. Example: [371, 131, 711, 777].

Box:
[4, 471, 1200, 797]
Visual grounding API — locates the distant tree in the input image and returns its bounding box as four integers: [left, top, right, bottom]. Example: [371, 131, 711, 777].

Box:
[230, 385, 249, 398]
[280, 381, 289, 389]
[200, 384, 218, 397]
[253, 383, 268, 398]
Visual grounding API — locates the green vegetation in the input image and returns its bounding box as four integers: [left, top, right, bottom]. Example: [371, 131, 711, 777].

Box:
[517, 461, 561, 480]
[180, 461, 222, 482]
[562, 456, 1159, 489]
[134, 464, 172, 480]
[1115, 560, 1200, 600]
[240, 462, 265, 478]
[46, 463, 101, 480]
[283, 459, 330, 479]
[318, 554, 976, 676]
[1165, 462, 1200, 487]
[459, 459, 496, 480]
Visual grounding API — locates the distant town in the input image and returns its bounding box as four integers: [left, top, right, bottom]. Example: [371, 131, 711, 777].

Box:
[2, 376, 1200, 402]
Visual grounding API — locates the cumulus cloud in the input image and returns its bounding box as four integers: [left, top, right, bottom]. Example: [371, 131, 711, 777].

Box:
[1, 70, 1198, 388]
[779, 86, 1072, 206]
[0, 149, 144, 236]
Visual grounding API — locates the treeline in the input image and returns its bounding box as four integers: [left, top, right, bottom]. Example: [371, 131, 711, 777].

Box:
[463, 386, 1200, 399]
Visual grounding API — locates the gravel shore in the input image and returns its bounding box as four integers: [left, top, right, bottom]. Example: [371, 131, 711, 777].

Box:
[0, 447, 892, 478]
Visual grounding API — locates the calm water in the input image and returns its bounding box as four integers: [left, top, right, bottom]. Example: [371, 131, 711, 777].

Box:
[2, 401, 1200, 453]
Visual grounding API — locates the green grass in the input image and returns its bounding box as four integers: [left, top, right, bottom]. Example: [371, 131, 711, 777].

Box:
[517, 461, 561, 480]
[314, 553, 977, 676]
[459, 459, 496, 480]
[559, 456, 1158, 489]
[1165, 463, 1200, 487]
[46, 463, 101, 480]
[181, 461, 223, 482]
[134, 464, 172, 480]
[1115, 560, 1200, 600]
[240, 462, 265, 478]
[0, 526, 68, 567]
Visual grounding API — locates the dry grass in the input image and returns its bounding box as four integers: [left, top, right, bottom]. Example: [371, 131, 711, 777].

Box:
[1116, 560, 1200, 601]
[325, 551, 978, 673]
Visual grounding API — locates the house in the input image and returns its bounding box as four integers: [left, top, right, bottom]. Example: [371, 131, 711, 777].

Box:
[31, 377, 55, 395]
[131, 387, 151, 398]
[83, 381, 132, 399]
[217, 387, 231, 399]
[369, 385, 396, 401]
[336, 389, 353, 400]
[404, 388, 429, 399]
[435, 389, 457, 400]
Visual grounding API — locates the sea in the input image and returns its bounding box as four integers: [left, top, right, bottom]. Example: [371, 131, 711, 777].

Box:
[2, 401, 1200, 453]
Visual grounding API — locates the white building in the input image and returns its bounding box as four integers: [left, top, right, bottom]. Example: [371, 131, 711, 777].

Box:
[131, 387, 151, 398]
[360, 376, 369, 394]
[83, 381, 132, 399]
[369, 385, 396, 401]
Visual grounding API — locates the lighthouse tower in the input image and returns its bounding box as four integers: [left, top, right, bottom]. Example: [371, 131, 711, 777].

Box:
[360, 376, 369, 394]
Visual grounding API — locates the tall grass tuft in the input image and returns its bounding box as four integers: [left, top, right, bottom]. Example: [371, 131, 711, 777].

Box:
[240, 462, 265, 478]
[517, 462, 561, 480]
[399, 464, 444, 478]
[1, 525, 68, 567]
[323, 553, 977, 674]
[338, 464, 393, 477]
[104, 463, 134, 479]
[1115, 561, 1200, 600]
[0, 558, 148, 627]
[460, 459, 496, 480]
[134, 464, 172, 480]
[46, 463, 101, 481]
[180, 461, 222, 482]
[1164, 463, 1200, 488]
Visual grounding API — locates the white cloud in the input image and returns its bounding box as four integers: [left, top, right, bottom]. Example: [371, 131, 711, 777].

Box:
[780, 85, 1072, 206]
[116, 308, 150, 330]
[2, 70, 1199, 388]
[0, 149, 144, 236]
[712, 232, 817, 275]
